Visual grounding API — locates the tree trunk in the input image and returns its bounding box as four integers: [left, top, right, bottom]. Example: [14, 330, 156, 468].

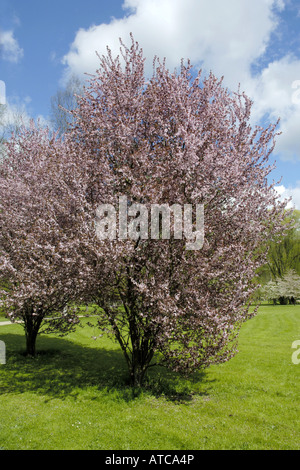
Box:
[106, 283, 156, 387]
[129, 363, 147, 387]
[24, 315, 43, 356]
[279, 296, 288, 305]
[25, 328, 38, 356]
[128, 339, 155, 387]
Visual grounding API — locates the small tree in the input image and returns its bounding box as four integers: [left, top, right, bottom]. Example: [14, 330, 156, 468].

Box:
[67, 36, 289, 386]
[50, 75, 84, 136]
[262, 270, 300, 304]
[282, 270, 300, 302]
[0, 123, 89, 355]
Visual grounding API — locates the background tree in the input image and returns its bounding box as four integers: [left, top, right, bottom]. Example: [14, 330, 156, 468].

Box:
[267, 210, 300, 278]
[0, 123, 89, 356]
[0, 102, 30, 139]
[67, 36, 289, 386]
[256, 209, 300, 286]
[0, 102, 30, 160]
[261, 269, 300, 304]
[50, 75, 84, 135]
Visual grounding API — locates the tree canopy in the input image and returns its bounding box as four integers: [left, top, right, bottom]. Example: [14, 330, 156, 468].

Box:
[63, 36, 288, 385]
[0, 36, 290, 385]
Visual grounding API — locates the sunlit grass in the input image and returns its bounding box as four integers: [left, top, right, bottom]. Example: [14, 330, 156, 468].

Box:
[0, 304, 299, 450]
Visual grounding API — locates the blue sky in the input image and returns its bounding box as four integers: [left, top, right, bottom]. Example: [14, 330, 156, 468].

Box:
[1, 0, 300, 208]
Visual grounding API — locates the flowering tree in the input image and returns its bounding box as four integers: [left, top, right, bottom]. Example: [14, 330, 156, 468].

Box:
[65, 36, 289, 386]
[0, 123, 90, 356]
[262, 270, 300, 304]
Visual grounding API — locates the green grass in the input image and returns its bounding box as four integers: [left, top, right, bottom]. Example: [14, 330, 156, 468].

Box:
[0, 304, 299, 450]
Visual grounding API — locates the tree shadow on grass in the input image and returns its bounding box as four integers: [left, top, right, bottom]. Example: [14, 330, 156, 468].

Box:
[0, 333, 214, 403]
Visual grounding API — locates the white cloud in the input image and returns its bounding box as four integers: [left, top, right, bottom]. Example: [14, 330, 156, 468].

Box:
[275, 184, 300, 210]
[0, 29, 23, 63]
[62, 0, 283, 88]
[244, 55, 300, 161]
[61, 0, 300, 162]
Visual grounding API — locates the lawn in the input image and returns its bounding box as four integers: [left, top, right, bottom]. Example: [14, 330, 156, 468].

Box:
[0, 304, 299, 450]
